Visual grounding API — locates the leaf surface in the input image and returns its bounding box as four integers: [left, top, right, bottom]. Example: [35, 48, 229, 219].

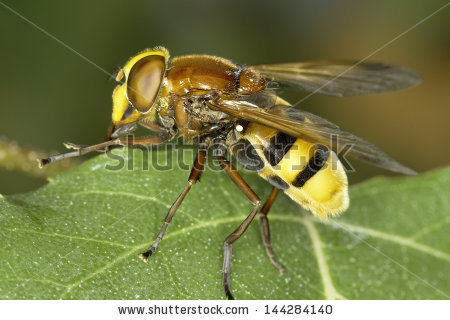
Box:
[0, 148, 449, 299]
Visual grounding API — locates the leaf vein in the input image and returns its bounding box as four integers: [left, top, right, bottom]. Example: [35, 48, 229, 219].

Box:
[302, 217, 345, 300]
[2, 227, 130, 249]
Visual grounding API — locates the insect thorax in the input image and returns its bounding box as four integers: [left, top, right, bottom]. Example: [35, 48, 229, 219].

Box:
[157, 94, 233, 144]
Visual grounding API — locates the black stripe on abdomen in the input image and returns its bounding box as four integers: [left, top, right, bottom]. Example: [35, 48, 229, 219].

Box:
[230, 139, 265, 172]
[292, 145, 330, 188]
[263, 132, 297, 166]
[267, 175, 290, 190]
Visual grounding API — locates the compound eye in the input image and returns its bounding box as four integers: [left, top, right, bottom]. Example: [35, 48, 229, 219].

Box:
[127, 55, 165, 113]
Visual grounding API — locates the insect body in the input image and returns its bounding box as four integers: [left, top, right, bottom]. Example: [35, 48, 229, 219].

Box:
[38, 46, 421, 299]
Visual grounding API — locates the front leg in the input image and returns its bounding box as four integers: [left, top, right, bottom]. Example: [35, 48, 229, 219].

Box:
[38, 134, 172, 167]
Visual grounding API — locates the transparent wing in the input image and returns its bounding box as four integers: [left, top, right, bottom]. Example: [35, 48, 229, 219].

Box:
[251, 61, 421, 96]
[209, 95, 416, 175]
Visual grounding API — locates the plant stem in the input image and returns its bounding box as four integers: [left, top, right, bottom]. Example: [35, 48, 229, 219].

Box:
[0, 137, 77, 179]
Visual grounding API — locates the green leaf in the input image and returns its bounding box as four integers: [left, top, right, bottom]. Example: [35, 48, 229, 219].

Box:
[0, 148, 449, 299]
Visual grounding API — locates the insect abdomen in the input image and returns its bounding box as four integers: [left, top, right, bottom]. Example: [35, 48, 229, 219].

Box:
[231, 123, 349, 218]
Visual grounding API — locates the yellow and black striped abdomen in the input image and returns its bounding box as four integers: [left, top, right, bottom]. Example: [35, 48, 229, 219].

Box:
[230, 123, 349, 218]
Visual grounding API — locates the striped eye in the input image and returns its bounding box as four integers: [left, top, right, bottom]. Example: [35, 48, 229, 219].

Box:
[127, 54, 166, 113]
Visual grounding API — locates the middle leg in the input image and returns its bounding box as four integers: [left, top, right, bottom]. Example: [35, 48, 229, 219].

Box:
[217, 157, 261, 300]
[139, 149, 207, 261]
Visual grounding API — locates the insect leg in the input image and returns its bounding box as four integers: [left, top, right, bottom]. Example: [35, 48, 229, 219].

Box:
[139, 149, 207, 261]
[105, 122, 115, 141]
[217, 157, 261, 300]
[38, 135, 171, 167]
[259, 187, 285, 274]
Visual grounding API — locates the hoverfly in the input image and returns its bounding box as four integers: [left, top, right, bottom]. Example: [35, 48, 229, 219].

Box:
[38, 46, 421, 299]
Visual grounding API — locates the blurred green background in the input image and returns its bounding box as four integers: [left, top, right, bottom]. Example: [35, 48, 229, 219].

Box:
[0, 0, 449, 194]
